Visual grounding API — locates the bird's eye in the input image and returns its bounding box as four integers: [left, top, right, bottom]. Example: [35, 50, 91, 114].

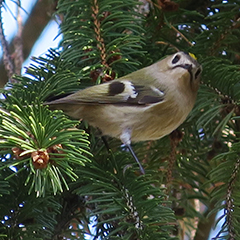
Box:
[195, 68, 202, 79]
[172, 54, 180, 64]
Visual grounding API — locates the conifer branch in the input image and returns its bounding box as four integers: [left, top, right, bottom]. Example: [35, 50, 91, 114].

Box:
[155, 41, 179, 51]
[225, 158, 240, 239]
[167, 130, 183, 189]
[92, 0, 108, 68]
[169, 24, 193, 47]
[123, 187, 142, 229]
[209, 19, 240, 56]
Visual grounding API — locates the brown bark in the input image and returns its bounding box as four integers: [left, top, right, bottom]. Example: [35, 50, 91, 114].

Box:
[0, 0, 54, 87]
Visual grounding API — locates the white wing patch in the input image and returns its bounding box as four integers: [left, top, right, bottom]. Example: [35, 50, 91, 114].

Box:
[121, 81, 138, 100]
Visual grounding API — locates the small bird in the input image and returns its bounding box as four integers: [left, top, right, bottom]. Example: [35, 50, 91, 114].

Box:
[46, 52, 202, 174]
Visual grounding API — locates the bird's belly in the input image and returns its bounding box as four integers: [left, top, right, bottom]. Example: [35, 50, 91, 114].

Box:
[130, 110, 186, 142]
[81, 102, 190, 142]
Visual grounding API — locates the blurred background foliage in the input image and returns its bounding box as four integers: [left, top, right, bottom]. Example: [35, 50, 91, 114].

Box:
[0, 0, 240, 239]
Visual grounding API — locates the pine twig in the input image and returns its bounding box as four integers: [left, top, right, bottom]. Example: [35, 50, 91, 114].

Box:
[166, 130, 183, 188]
[169, 24, 193, 47]
[123, 187, 142, 230]
[225, 158, 240, 240]
[155, 41, 179, 51]
[91, 0, 108, 67]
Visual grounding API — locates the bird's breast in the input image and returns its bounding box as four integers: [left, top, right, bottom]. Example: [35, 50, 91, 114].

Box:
[130, 99, 191, 142]
[79, 94, 193, 142]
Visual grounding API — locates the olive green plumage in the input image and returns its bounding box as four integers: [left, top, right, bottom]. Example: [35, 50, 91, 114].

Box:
[46, 51, 202, 144]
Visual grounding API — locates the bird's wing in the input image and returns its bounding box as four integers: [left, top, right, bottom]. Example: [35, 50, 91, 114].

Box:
[46, 79, 165, 106]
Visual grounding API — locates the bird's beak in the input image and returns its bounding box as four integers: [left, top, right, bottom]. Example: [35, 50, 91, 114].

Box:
[180, 64, 192, 71]
[175, 64, 193, 81]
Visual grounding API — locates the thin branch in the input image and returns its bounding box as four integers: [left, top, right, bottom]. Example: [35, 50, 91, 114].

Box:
[166, 130, 183, 189]
[155, 41, 179, 51]
[0, 0, 52, 87]
[91, 0, 108, 67]
[225, 158, 240, 239]
[0, 5, 15, 82]
[169, 24, 193, 47]
[13, 0, 24, 75]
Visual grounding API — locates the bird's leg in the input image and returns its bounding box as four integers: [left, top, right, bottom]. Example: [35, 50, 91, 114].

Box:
[120, 129, 145, 175]
[126, 144, 145, 175]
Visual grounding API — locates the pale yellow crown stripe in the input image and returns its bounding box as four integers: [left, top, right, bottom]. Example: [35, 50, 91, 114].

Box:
[189, 52, 197, 60]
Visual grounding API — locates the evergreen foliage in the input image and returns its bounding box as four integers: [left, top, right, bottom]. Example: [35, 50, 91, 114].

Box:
[1, 0, 240, 239]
